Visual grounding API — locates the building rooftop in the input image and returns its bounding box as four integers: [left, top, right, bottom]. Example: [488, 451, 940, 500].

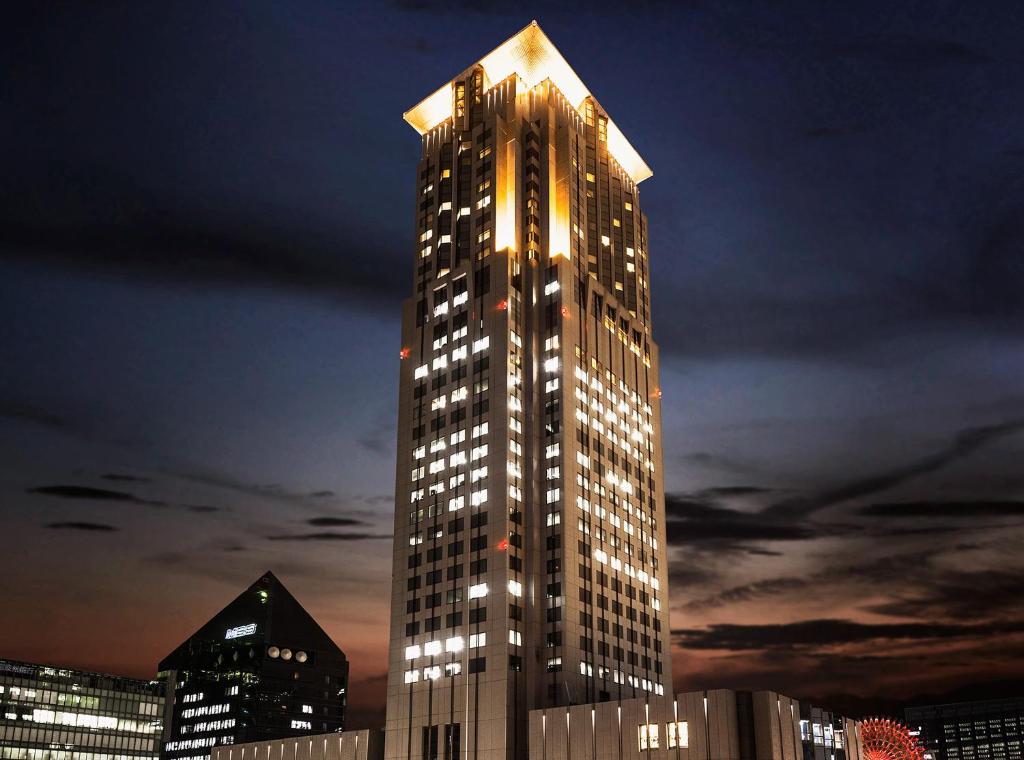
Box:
[403, 20, 652, 184]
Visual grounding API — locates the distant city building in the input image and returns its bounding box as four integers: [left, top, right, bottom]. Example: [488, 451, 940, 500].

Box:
[0, 657, 164, 760]
[158, 571, 349, 760]
[801, 703, 861, 760]
[906, 698, 1024, 760]
[214, 690, 861, 760]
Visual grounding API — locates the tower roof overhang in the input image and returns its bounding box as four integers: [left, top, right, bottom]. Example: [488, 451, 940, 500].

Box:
[403, 20, 652, 184]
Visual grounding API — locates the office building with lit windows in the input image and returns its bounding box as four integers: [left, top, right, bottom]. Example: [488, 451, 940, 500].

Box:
[158, 571, 349, 760]
[0, 657, 164, 760]
[906, 698, 1024, 760]
[386, 20, 672, 760]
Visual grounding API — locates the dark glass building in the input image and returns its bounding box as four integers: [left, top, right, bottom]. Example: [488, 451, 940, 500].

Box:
[0, 658, 164, 760]
[157, 571, 348, 760]
[906, 698, 1023, 760]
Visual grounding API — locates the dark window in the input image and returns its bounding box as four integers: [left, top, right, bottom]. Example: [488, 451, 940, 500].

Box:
[469, 608, 487, 624]
[468, 657, 486, 674]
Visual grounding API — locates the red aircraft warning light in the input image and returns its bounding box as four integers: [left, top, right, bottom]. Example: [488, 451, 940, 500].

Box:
[561, 306, 570, 318]
[497, 299, 508, 311]
[497, 538, 509, 551]
[399, 347, 411, 359]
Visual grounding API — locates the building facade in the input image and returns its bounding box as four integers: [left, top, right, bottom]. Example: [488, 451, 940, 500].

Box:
[386, 21, 671, 760]
[210, 729, 384, 760]
[158, 571, 349, 760]
[0, 658, 164, 760]
[530, 690, 863, 760]
[799, 704, 860, 760]
[222, 691, 859, 760]
[906, 698, 1023, 760]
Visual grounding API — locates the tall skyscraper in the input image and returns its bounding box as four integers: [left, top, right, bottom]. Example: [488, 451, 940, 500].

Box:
[386, 21, 671, 760]
[158, 571, 349, 760]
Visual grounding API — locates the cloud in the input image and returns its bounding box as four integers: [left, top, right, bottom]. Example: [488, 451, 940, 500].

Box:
[829, 35, 992, 66]
[266, 532, 392, 542]
[101, 473, 152, 483]
[0, 165, 406, 314]
[864, 569, 1024, 621]
[28, 485, 162, 505]
[664, 493, 821, 552]
[46, 521, 118, 532]
[309, 490, 336, 499]
[0, 400, 75, 432]
[763, 419, 1024, 520]
[306, 517, 366, 527]
[860, 501, 1024, 518]
[673, 618, 1024, 651]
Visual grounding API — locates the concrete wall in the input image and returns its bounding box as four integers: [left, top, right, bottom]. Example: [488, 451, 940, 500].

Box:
[528, 691, 856, 760]
[211, 729, 383, 760]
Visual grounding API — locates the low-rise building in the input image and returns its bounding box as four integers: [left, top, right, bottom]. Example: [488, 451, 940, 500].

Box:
[0, 657, 164, 760]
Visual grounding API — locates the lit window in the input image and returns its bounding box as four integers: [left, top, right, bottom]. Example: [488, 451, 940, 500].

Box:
[544, 281, 560, 295]
[639, 724, 660, 751]
[415, 365, 428, 379]
[546, 511, 561, 527]
[601, 235, 610, 246]
[469, 633, 486, 648]
[301, 705, 313, 714]
[476, 195, 491, 209]
[470, 445, 488, 461]
[472, 422, 488, 438]
[445, 636, 464, 653]
[429, 460, 445, 475]
[448, 496, 464, 512]
[668, 722, 689, 748]
[543, 357, 559, 373]
[445, 662, 462, 677]
[413, 446, 426, 459]
[507, 580, 522, 597]
[424, 640, 442, 657]
[405, 645, 421, 660]
[410, 489, 424, 503]
[545, 378, 559, 393]
[433, 302, 449, 317]
[470, 489, 488, 506]
[451, 346, 467, 361]
[450, 387, 468, 402]
[508, 630, 522, 646]
[432, 356, 447, 370]
[449, 451, 467, 467]
[468, 583, 488, 599]
[473, 337, 489, 353]
[545, 443, 560, 459]
[546, 489, 560, 504]
[470, 466, 487, 482]
[419, 229, 433, 242]
[423, 666, 441, 680]
[450, 430, 466, 445]
[431, 396, 446, 411]
[292, 720, 312, 730]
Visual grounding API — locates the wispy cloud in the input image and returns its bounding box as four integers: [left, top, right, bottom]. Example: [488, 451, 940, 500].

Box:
[46, 521, 118, 532]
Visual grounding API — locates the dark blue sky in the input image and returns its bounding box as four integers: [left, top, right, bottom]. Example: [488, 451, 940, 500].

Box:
[2, 0, 1023, 724]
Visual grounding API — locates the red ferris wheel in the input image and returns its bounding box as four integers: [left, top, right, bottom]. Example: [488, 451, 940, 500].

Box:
[861, 718, 927, 760]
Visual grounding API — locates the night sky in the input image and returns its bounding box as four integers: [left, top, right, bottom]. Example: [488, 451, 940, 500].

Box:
[3, 0, 1024, 728]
